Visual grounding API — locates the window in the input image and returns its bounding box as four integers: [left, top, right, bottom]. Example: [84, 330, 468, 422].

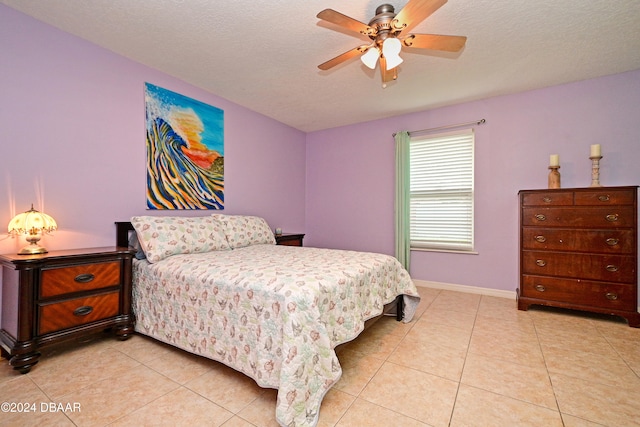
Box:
[409, 129, 474, 251]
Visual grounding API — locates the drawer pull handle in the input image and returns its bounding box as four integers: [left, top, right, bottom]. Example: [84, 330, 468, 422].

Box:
[605, 292, 618, 301]
[605, 265, 619, 272]
[73, 305, 94, 316]
[535, 214, 546, 221]
[605, 214, 619, 222]
[598, 195, 610, 202]
[74, 273, 95, 283]
[534, 235, 547, 243]
[542, 197, 552, 203]
[605, 238, 619, 246]
[536, 259, 547, 267]
[535, 285, 546, 292]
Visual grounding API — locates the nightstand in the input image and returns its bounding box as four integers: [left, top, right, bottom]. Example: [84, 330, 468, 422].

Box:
[0, 247, 135, 373]
[275, 233, 305, 247]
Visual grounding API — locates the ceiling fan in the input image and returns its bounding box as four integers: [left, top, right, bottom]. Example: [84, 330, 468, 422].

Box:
[317, 0, 467, 87]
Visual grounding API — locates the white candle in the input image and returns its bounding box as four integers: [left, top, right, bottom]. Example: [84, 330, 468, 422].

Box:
[550, 154, 559, 167]
[590, 144, 601, 157]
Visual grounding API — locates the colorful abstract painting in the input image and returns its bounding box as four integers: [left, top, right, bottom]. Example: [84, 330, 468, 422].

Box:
[145, 83, 224, 209]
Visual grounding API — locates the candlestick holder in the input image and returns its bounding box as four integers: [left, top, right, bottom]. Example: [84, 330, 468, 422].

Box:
[590, 155, 603, 187]
[548, 166, 561, 189]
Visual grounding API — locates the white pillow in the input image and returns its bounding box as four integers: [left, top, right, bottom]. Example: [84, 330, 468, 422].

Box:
[131, 216, 230, 263]
[213, 214, 275, 249]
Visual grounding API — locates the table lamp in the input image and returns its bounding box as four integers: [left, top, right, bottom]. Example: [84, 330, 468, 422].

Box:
[8, 204, 58, 254]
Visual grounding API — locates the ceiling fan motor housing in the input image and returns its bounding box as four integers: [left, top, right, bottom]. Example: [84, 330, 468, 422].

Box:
[368, 4, 400, 45]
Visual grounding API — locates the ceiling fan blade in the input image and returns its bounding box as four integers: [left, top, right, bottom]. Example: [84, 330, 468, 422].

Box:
[402, 34, 467, 52]
[318, 46, 367, 70]
[317, 9, 373, 37]
[393, 0, 447, 34]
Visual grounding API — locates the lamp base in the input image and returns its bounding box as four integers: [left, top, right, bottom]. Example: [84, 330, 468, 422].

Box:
[18, 244, 48, 255]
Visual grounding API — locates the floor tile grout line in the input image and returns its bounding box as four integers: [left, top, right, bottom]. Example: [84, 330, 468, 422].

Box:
[447, 293, 484, 426]
[532, 309, 582, 426]
[597, 325, 640, 382]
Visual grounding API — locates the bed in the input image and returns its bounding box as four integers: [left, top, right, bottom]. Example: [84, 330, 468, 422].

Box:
[116, 215, 420, 427]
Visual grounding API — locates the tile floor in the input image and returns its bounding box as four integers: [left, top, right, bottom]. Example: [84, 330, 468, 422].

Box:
[2, 286, 640, 426]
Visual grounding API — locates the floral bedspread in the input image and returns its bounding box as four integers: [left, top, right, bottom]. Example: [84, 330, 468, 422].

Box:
[132, 244, 420, 426]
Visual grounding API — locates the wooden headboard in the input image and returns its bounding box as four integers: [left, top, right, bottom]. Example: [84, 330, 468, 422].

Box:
[115, 221, 134, 248]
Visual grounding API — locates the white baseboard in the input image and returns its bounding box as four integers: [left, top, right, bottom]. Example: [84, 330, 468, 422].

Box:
[413, 279, 517, 300]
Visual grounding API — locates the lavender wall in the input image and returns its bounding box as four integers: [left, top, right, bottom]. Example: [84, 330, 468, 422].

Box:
[306, 69, 640, 295]
[0, 5, 306, 256]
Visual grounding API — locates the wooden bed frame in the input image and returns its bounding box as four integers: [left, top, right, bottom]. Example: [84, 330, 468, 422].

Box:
[115, 221, 404, 321]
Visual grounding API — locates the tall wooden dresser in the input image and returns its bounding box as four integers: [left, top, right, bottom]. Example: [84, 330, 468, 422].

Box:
[518, 186, 640, 327]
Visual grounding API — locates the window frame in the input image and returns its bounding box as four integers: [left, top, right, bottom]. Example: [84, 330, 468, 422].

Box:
[408, 129, 475, 253]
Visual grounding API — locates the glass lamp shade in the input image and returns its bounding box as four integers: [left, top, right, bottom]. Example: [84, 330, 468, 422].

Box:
[8, 204, 58, 254]
[382, 37, 403, 70]
[360, 46, 380, 69]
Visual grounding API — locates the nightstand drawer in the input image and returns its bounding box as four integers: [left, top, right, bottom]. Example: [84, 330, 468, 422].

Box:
[38, 291, 120, 334]
[41, 261, 121, 298]
[275, 233, 305, 246]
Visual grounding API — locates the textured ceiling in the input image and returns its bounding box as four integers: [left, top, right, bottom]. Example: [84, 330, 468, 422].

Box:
[3, 0, 640, 132]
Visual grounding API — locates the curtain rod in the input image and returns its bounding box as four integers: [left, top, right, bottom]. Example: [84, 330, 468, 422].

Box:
[393, 118, 486, 137]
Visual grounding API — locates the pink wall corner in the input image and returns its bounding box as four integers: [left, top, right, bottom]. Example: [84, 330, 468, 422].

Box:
[0, 5, 306, 258]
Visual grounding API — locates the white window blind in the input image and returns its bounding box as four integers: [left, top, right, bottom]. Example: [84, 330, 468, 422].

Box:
[409, 129, 474, 251]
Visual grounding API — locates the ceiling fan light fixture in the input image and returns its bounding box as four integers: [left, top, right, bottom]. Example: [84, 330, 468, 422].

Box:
[317, 0, 467, 85]
[382, 37, 403, 70]
[360, 46, 380, 69]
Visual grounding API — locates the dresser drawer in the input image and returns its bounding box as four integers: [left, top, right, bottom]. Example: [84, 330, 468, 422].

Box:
[521, 191, 573, 206]
[521, 275, 637, 311]
[38, 291, 120, 334]
[522, 228, 635, 254]
[41, 261, 121, 298]
[522, 206, 636, 228]
[522, 251, 636, 283]
[574, 189, 636, 206]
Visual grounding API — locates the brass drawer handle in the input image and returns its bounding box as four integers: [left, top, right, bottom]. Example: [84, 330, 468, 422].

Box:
[542, 197, 552, 203]
[605, 238, 619, 246]
[605, 264, 619, 272]
[74, 273, 95, 283]
[536, 259, 547, 267]
[535, 284, 546, 292]
[73, 305, 94, 316]
[605, 292, 618, 300]
[598, 195, 610, 202]
[535, 214, 546, 221]
[534, 235, 547, 243]
[605, 214, 619, 222]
